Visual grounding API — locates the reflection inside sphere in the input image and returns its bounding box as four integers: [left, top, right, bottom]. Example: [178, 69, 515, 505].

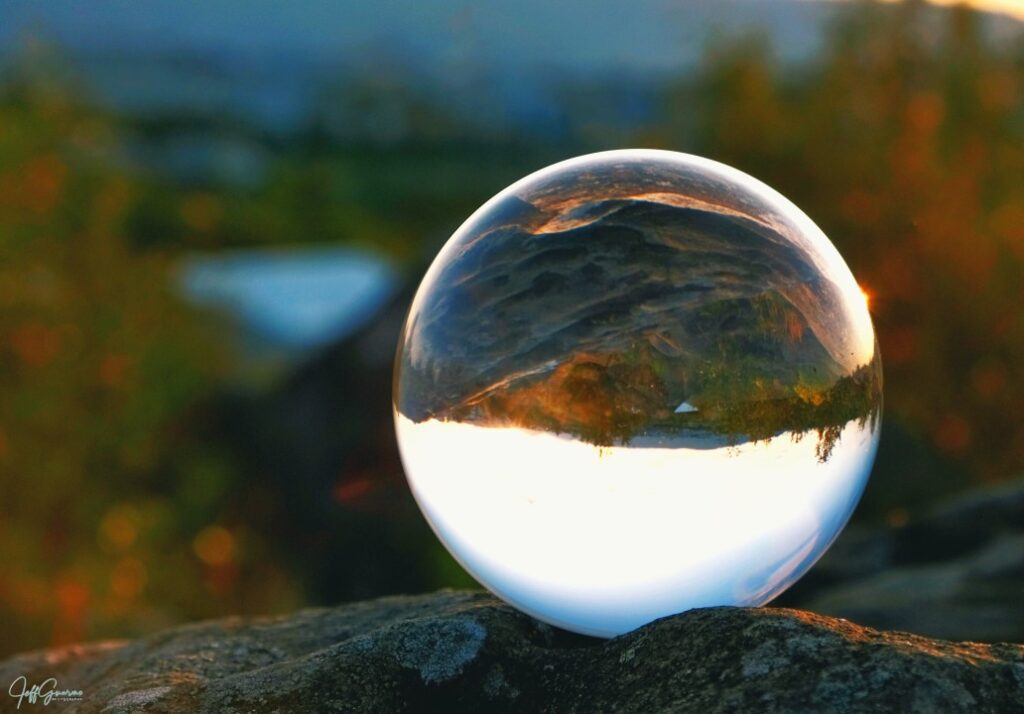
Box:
[394, 149, 882, 637]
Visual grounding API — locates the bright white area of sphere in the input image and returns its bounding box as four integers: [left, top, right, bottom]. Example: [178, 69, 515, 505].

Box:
[396, 414, 878, 638]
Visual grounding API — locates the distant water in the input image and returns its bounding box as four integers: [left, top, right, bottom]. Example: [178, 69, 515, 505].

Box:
[179, 247, 396, 353]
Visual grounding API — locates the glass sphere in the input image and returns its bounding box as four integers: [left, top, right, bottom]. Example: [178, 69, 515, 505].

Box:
[393, 149, 882, 637]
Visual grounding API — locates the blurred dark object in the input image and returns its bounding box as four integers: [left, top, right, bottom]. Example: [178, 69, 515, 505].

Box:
[216, 280, 472, 602]
[779, 476, 1024, 642]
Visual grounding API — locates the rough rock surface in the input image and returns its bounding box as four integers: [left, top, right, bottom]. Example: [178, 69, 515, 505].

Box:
[780, 476, 1024, 642]
[1, 590, 1022, 713]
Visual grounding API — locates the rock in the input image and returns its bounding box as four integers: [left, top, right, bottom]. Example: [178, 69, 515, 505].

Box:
[1, 590, 1022, 713]
[780, 476, 1024, 642]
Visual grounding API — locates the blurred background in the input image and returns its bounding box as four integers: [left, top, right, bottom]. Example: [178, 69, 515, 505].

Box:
[1, 0, 1022, 656]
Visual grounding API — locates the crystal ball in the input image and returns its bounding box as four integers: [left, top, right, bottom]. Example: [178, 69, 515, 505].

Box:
[393, 149, 882, 637]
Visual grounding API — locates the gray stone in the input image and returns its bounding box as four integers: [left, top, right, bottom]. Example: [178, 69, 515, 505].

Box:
[1, 590, 1022, 713]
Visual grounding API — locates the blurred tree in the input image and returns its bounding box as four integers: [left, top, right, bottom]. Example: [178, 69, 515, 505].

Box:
[0, 69, 303, 655]
[656, 0, 1024, 512]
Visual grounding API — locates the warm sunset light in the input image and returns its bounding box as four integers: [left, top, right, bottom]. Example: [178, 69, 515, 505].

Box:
[830, 0, 1024, 21]
[919, 0, 1024, 21]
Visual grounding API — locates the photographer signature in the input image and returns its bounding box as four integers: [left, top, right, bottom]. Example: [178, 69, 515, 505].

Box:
[8, 676, 83, 709]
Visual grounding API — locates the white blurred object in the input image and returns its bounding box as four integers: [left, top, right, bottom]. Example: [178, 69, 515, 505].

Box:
[179, 246, 397, 357]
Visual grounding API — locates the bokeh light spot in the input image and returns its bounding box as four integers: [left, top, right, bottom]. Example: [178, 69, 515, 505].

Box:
[193, 526, 236, 567]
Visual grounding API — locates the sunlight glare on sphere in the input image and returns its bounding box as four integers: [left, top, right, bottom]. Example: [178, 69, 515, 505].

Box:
[393, 149, 882, 638]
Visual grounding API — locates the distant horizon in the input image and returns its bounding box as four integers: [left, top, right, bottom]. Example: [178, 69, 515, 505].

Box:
[3, 0, 1019, 71]
[2, 0, 1019, 147]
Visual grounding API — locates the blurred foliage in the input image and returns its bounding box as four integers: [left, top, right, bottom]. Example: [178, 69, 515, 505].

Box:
[652, 1, 1024, 491]
[1, 0, 1023, 655]
[0, 71, 303, 653]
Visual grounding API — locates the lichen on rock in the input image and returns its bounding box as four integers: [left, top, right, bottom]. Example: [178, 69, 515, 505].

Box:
[1, 590, 1022, 713]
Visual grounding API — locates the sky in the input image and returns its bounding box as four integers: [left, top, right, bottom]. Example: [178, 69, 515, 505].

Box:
[397, 415, 878, 636]
[2, 1, 1018, 82]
